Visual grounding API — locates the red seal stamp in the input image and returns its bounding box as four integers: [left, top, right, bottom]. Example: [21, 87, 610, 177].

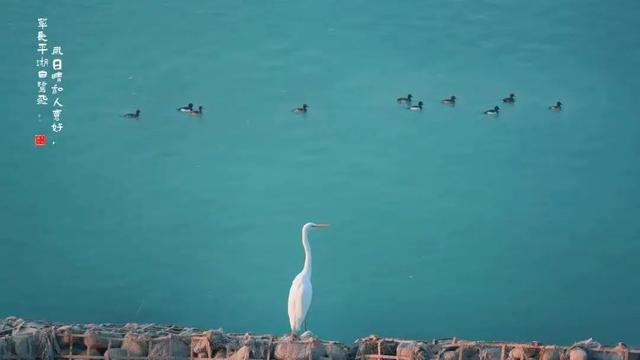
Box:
[34, 134, 47, 146]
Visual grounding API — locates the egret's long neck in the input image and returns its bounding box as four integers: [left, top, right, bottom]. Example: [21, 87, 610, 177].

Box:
[302, 226, 312, 276]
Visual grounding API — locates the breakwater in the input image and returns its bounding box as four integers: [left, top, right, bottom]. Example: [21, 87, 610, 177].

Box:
[0, 317, 637, 360]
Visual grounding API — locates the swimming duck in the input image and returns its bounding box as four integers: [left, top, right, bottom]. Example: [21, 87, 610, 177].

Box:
[397, 94, 412, 104]
[441, 96, 456, 105]
[549, 101, 562, 111]
[502, 93, 515, 103]
[292, 104, 308, 113]
[124, 110, 140, 118]
[190, 106, 203, 116]
[409, 101, 423, 111]
[178, 103, 194, 112]
[484, 106, 500, 116]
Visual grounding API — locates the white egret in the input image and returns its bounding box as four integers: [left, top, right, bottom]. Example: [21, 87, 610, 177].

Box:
[287, 222, 330, 335]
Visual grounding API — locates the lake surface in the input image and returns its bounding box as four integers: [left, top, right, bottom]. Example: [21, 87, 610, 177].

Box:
[2, 0, 640, 345]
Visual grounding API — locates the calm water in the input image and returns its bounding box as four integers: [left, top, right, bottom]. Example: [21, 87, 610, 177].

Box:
[2, 0, 640, 345]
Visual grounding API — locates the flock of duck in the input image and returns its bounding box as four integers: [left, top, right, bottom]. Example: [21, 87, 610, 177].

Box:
[122, 94, 562, 119]
[290, 93, 562, 116]
[392, 92, 562, 115]
[123, 103, 204, 119]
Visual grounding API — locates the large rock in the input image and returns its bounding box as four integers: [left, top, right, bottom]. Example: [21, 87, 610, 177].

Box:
[442, 350, 459, 360]
[570, 348, 588, 360]
[302, 333, 328, 360]
[275, 338, 309, 360]
[213, 348, 227, 360]
[356, 336, 397, 360]
[228, 345, 251, 360]
[7, 325, 57, 360]
[122, 333, 150, 357]
[105, 348, 129, 360]
[191, 329, 232, 358]
[13, 334, 35, 360]
[397, 342, 437, 360]
[0, 338, 12, 359]
[479, 347, 502, 360]
[84, 330, 121, 351]
[323, 341, 349, 360]
[274, 334, 346, 360]
[540, 347, 561, 360]
[590, 349, 624, 360]
[240, 334, 272, 360]
[209, 329, 228, 352]
[191, 331, 213, 357]
[148, 334, 189, 360]
[509, 347, 528, 360]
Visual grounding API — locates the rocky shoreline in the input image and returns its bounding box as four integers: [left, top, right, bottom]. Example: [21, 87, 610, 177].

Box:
[0, 317, 637, 360]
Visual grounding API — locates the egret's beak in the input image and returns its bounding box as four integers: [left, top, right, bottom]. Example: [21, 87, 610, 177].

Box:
[312, 224, 330, 228]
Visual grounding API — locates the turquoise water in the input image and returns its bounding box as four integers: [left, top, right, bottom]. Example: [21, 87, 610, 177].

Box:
[2, 0, 640, 345]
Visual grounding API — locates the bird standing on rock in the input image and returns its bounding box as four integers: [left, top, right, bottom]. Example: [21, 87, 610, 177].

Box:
[288, 222, 330, 336]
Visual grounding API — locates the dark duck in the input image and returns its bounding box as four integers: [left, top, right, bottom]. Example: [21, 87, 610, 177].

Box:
[292, 104, 308, 113]
[178, 103, 193, 112]
[549, 101, 562, 111]
[484, 106, 500, 116]
[441, 96, 456, 105]
[502, 93, 515, 104]
[408, 101, 424, 111]
[397, 94, 412, 104]
[124, 109, 140, 119]
[190, 106, 203, 116]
